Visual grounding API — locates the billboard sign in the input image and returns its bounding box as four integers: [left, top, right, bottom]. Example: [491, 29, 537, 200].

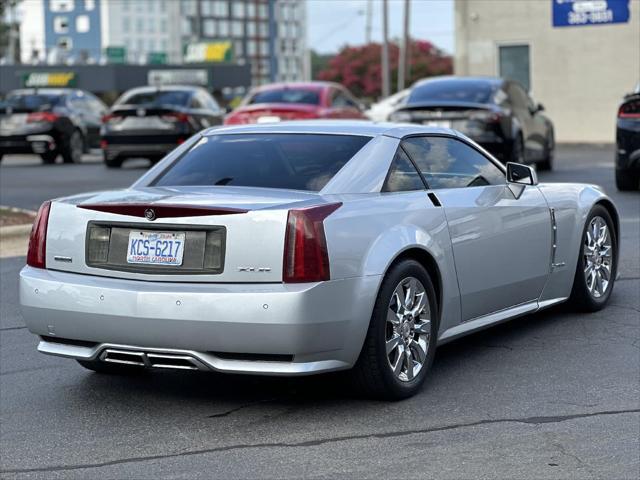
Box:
[21, 72, 77, 88]
[552, 0, 630, 27]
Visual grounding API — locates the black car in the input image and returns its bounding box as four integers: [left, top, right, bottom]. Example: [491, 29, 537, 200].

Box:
[101, 86, 224, 168]
[615, 84, 640, 191]
[0, 89, 106, 164]
[389, 76, 555, 169]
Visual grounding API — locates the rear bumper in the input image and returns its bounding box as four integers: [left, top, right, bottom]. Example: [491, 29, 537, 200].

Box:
[19, 266, 380, 375]
[0, 134, 57, 154]
[102, 133, 184, 159]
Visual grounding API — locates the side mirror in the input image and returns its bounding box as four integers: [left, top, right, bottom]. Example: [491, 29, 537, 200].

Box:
[537, 103, 545, 112]
[507, 162, 538, 186]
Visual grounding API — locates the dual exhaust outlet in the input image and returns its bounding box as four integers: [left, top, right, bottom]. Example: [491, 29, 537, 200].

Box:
[100, 349, 204, 371]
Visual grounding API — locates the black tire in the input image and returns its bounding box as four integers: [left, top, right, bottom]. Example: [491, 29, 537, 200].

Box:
[510, 134, 525, 164]
[40, 152, 58, 164]
[61, 130, 84, 164]
[568, 205, 617, 312]
[615, 168, 639, 191]
[104, 152, 124, 169]
[538, 130, 554, 171]
[77, 359, 145, 375]
[351, 259, 439, 400]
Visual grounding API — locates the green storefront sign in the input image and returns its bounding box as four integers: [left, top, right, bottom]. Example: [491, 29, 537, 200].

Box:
[105, 46, 126, 64]
[21, 72, 77, 87]
[147, 52, 168, 65]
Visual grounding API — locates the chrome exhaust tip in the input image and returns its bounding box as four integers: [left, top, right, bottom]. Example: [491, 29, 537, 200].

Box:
[100, 349, 203, 371]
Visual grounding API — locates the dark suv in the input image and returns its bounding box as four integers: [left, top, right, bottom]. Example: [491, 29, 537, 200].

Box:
[0, 89, 106, 164]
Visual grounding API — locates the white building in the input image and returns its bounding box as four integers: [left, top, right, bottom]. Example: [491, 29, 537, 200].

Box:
[454, 0, 640, 143]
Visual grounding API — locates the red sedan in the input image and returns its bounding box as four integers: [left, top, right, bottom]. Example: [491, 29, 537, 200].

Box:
[224, 82, 368, 125]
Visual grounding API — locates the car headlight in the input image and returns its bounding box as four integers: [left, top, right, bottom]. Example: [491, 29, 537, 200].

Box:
[388, 111, 412, 123]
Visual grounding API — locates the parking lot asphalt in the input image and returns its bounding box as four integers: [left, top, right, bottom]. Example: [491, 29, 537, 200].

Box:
[0, 145, 638, 479]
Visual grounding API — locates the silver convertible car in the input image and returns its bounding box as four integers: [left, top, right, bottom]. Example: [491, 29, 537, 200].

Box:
[20, 122, 619, 399]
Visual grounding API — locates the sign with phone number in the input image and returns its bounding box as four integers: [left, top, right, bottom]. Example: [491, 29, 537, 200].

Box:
[552, 0, 630, 27]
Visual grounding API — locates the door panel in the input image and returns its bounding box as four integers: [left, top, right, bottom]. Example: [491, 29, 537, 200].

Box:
[436, 184, 552, 320]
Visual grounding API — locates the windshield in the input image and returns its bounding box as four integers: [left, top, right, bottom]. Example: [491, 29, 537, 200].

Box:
[119, 90, 191, 107]
[4, 94, 63, 111]
[248, 89, 321, 105]
[408, 81, 496, 104]
[152, 134, 371, 191]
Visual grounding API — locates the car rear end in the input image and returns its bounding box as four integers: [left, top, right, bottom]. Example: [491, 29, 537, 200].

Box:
[19, 131, 379, 375]
[101, 89, 196, 165]
[0, 91, 69, 157]
[225, 85, 324, 124]
[616, 92, 640, 190]
[389, 78, 510, 159]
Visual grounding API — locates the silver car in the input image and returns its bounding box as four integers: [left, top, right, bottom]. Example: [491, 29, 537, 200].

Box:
[20, 122, 619, 399]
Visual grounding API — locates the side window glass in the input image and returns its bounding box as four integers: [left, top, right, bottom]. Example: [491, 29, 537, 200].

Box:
[382, 147, 425, 192]
[402, 136, 505, 189]
[190, 94, 204, 109]
[332, 91, 351, 108]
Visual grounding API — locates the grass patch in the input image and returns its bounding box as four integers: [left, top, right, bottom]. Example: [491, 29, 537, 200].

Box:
[0, 206, 35, 227]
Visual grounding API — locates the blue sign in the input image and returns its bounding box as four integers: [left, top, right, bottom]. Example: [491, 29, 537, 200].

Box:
[552, 0, 630, 27]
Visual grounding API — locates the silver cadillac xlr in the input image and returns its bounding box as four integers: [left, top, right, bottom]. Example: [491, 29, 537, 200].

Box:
[20, 122, 619, 399]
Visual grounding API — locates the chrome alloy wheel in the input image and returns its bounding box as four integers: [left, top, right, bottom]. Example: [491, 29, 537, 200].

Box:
[583, 216, 613, 299]
[386, 277, 431, 382]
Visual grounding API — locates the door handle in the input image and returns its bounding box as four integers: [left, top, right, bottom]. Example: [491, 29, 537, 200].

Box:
[427, 192, 441, 207]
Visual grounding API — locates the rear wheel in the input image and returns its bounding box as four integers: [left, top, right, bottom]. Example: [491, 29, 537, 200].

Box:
[77, 359, 145, 375]
[615, 168, 639, 191]
[568, 205, 617, 312]
[61, 130, 83, 164]
[351, 259, 438, 400]
[538, 130, 554, 171]
[40, 152, 58, 164]
[104, 152, 124, 169]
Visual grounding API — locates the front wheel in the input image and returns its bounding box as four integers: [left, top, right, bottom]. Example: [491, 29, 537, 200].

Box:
[351, 259, 438, 400]
[61, 130, 84, 164]
[40, 152, 58, 164]
[568, 205, 617, 312]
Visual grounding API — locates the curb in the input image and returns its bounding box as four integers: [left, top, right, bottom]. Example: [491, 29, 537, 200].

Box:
[0, 224, 32, 240]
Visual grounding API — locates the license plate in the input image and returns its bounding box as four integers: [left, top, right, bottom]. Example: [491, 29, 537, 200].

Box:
[256, 116, 281, 123]
[126, 230, 185, 266]
[424, 120, 451, 128]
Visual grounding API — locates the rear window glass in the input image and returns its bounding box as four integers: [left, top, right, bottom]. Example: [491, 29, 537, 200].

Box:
[408, 81, 496, 104]
[248, 89, 320, 105]
[119, 90, 191, 107]
[153, 134, 371, 191]
[5, 94, 63, 110]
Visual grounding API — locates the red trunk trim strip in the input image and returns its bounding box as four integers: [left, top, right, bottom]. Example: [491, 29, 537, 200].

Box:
[77, 203, 249, 219]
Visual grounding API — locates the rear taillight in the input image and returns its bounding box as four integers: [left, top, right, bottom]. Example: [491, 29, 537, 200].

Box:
[283, 203, 342, 283]
[27, 112, 59, 123]
[619, 100, 640, 118]
[26, 201, 51, 269]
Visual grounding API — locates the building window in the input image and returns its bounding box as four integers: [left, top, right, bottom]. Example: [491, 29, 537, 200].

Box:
[123, 17, 130, 33]
[53, 16, 69, 34]
[247, 40, 256, 56]
[498, 44, 531, 92]
[159, 0, 167, 13]
[203, 19, 216, 37]
[247, 21, 256, 36]
[50, 0, 74, 13]
[181, 18, 192, 35]
[218, 20, 229, 36]
[136, 17, 144, 32]
[234, 40, 243, 55]
[231, 20, 243, 37]
[57, 36, 73, 50]
[259, 22, 268, 37]
[84, 0, 95, 11]
[181, 0, 195, 15]
[258, 3, 268, 18]
[213, 1, 228, 17]
[160, 18, 167, 32]
[259, 41, 268, 56]
[201, 0, 213, 16]
[247, 2, 255, 18]
[232, 2, 244, 18]
[76, 15, 90, 33]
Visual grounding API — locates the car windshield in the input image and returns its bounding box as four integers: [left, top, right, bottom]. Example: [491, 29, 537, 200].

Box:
[408, 81, 496, 104]
[152, 134, 371, 191]
[248, 89, 320, 105]
[120, 90, 191, 107]
[4, 94, 63, 111]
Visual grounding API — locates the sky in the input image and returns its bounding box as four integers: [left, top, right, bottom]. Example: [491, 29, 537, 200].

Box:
[306, 0, 455, 54]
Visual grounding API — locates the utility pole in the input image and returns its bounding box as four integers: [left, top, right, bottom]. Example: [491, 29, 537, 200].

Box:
[365, 0, 372, 44]
[381, 0, 390, 98]
[398, 0, 410, 91]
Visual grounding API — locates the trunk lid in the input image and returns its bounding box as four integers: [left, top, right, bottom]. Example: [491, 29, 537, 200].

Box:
[45, 186, 323, 283]
[232, 103, 320, 123]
